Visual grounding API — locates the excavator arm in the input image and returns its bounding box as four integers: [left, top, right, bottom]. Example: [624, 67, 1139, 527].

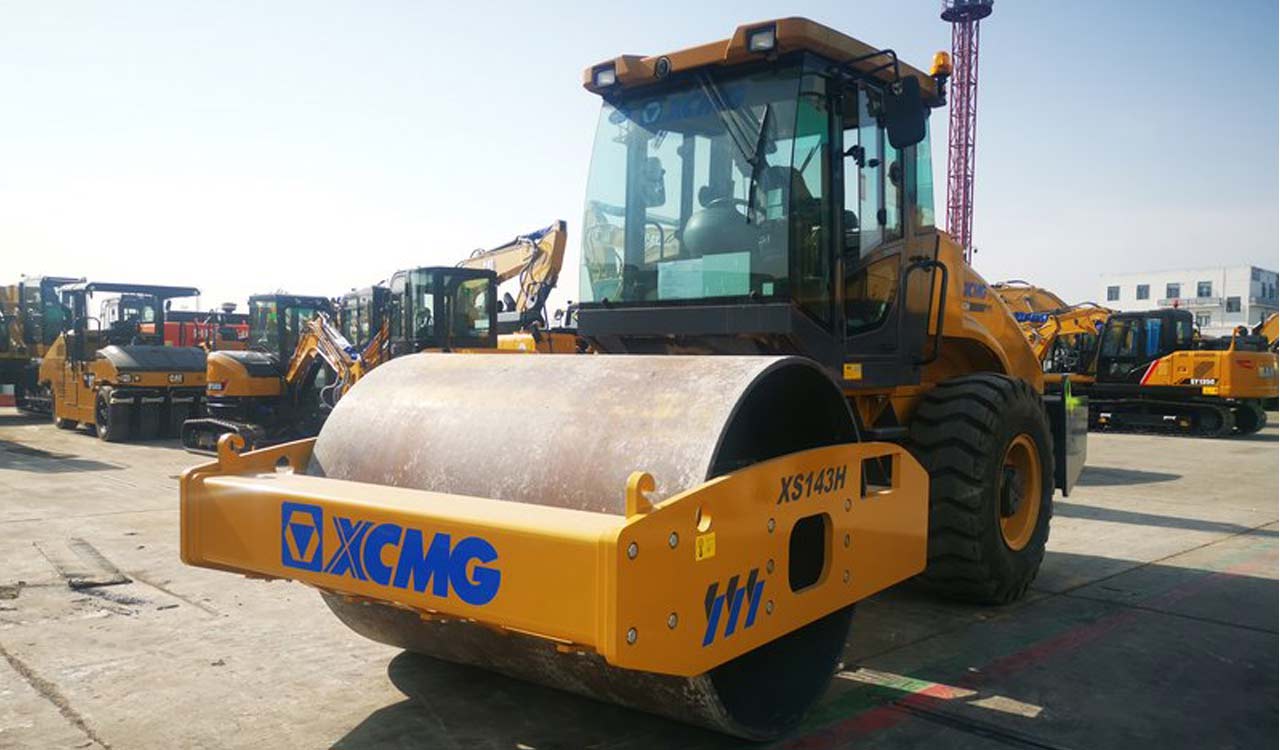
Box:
[1254, 312, 1278, 352]
[282, 314, 373, 409]
[457, 221, 566, 329]
[1015, 304, 1113, 371]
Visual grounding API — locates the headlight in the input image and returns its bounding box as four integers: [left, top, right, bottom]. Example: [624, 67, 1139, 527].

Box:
[593, 65, 617, 88]
[207, 381, 225, 392]
[117, 373, 134, 383]
[746, 25, 777, 53]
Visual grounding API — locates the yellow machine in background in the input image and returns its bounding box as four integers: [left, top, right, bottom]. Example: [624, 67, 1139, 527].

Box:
[1255, 312, 1278, 352]
[1016, 303, 1113, 379]
[456, 220, 584, 353]
[183, 267, 497, 452]
[1011, 296, 1275, 435]
[1, 275, 82, 413]
[991, 279, 1071, 314]
[40, 282, 207, 441]
[180, 19, 1088, 739]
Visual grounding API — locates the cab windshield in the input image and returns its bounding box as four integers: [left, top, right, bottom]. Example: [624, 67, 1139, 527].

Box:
[250, 299, 324, 355]
[580, 65, 823, 306]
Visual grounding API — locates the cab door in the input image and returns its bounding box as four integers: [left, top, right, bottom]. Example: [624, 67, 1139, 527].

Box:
[837, 83, 937, 389]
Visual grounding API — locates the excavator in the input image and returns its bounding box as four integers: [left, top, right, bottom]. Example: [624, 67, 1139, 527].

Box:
[457, 220, 582, 353]
[39, 282, 208, 441]
[181, 267, 496, 452]
[1019, 302, 1113, 378]
[179, 19, 1088, 739]
[337, 285, 389, 349]
[991, 279, 1070, 314]
[1013, 299, 1274, 435]
[1, 275, 82, 413]
[1087, 309, 1274, 435]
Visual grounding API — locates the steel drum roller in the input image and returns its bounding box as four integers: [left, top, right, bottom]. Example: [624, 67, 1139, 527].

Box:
[308, 353, 860, 738]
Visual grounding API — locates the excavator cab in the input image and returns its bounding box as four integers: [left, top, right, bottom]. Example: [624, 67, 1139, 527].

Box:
[338, 286, 389, 349]
[385, 266, 496, 356]
[247, 294, 332, 361]
[577, 28, 945, 388]
[1095, 309, 1195, 382]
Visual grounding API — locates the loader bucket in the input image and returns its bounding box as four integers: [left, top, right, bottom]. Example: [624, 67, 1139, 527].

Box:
[180, 354, 928, 738]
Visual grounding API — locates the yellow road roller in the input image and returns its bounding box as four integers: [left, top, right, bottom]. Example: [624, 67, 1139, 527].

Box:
[180, 18, 1087, 739]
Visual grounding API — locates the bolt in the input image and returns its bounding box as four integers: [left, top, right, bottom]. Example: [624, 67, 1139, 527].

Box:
[668, 532, 679, 549]
[667, 613, 678, 629]
[843, 569, 850, 584]
[767, 518, 776, 533]
[766, 559, 775, 574]
[844, 498, 852, 511]
[765, 600, 774, 615]
[844, 533, 851, 548]
[626, 542, 638, 559]
[626, 627, 637, 644]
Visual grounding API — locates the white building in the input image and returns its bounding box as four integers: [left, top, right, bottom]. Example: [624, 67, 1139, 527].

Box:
[1099, 265, 1278, 337]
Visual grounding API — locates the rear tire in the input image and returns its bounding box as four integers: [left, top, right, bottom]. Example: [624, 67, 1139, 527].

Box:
[95, 387, 131, 442]
[908, 373, 1055, 604]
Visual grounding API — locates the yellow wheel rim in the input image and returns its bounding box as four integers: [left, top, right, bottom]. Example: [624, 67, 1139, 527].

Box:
[999, 433, 1042, 551]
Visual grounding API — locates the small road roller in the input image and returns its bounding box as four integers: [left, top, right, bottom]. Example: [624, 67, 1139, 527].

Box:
[180, 18, 1087, 739]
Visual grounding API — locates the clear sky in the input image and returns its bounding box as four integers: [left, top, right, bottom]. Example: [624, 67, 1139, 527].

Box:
[1, 1, 1276, 312]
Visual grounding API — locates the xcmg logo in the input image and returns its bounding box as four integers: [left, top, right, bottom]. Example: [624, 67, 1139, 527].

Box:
[280, 501, 501, 606]
[702, 568, 766, 647]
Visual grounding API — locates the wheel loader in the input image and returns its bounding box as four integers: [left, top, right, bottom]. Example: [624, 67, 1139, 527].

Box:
[182, 266, 496, 452]
[39, 282, 208, 441]
[179, 18, 1087, 739]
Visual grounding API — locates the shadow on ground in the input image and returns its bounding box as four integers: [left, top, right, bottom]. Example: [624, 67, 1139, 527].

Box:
[1075, 466, 1180, 486]
[333, 652, 743, 750]
[0, 412, 49, 426]
[331, 547, 1277, 750]
[0, 440, 121, 473]
[1054, 501, 1276, 536]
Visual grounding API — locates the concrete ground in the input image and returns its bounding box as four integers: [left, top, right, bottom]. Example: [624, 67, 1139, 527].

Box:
[0, 407, 1275, 750]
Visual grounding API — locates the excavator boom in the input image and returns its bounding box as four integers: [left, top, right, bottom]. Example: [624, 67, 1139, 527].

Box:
[458, 221, 566, 330]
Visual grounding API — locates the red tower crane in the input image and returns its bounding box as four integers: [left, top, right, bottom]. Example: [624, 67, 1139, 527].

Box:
[942, 0, 993, 263]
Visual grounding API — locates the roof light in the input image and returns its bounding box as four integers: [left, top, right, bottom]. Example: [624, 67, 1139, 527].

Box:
[931, 51, 953, 77]
[593, 65, 617, 88]
[746, 25, 776, 53]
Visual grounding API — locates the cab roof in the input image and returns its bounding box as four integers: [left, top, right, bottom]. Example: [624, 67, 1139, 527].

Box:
[61, 282, 200, 299]
[582, 17, 938, 101]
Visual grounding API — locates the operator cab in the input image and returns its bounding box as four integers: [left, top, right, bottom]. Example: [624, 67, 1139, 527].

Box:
[246, 294, 333, 360]
[17, 276, 81, 349]
[575, 19, 947, 388]
[1095, 309, 1195, 382]
[385, 267, 497, 355]
[338, 285, 390, 349]
[59, 282, 201, 360]
[100, 294, 161, 345]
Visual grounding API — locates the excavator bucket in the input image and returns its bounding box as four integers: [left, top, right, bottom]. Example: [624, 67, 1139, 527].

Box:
[181, 354, 928, 738]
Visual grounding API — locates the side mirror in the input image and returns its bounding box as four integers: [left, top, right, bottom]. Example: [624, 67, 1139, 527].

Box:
[883, 76, 927, 150]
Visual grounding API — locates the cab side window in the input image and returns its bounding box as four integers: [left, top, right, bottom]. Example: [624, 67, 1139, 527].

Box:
[791, 75, 831, 325]
[388, 275, 405, 342]
[884, 141, 903, 241]
[856, 90, 884, 254]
